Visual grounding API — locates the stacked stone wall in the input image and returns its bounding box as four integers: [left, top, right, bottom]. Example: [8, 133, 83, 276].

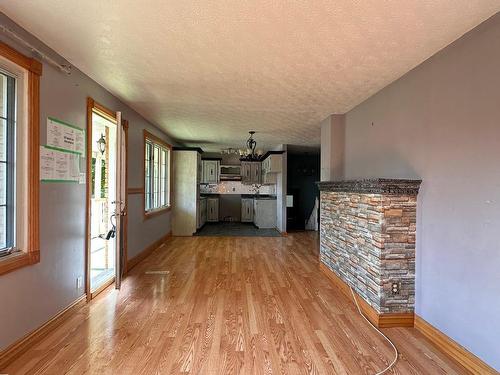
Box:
[319, 180, 419, 314]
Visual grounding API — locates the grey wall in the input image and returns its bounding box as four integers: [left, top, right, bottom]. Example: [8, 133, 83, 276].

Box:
[343, 13, 500, 370]
[320, 114, 345, 181]
[0, 14, 174, 351]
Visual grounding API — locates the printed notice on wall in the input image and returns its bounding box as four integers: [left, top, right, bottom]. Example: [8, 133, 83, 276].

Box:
[40, 146, 80, 183]
[47, 117, 85, 156]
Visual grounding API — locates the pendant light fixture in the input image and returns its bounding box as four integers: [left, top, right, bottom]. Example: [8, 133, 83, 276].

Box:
[97, 133, 106, 155]
[239, 131, 263, 161]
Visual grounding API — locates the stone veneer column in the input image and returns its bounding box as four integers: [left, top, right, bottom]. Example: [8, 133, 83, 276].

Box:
[318, 179, 421, 317]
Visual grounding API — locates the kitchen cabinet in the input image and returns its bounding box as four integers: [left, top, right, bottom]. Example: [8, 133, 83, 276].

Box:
[202, 160, 220, 184]
[261, 154, 281, 185]
[261, 171, 277, 184]
[241, 198, 254, 222]
[254, 198, 277, 228]
[241, 161, 261, 185]
[240, 161, 251, 184]
[197, 197, 207, 228]
[251, 162, 261, 184]
[262, 154, 282, 173]
[207, 197, 219, 222]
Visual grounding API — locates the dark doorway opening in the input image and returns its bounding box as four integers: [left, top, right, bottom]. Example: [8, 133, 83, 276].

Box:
[286, 147, 320, 231]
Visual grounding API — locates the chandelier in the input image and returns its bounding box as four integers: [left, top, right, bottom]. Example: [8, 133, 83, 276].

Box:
[220, 131, 263, 161]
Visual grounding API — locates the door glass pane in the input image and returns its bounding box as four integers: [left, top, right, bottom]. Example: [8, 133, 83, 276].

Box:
[100, 159, 107, 198]
[0, 163, 6, 206]
[0, 119, 6, 161]
[0, 206, 6, 249]
[0, 74, 7, 119]
[153, 145, 159, 208]
[160, 148, 166, 206]
[90, 112, 117, 292]
[145, 142, 151, 210]
[91, 157, 96, 198]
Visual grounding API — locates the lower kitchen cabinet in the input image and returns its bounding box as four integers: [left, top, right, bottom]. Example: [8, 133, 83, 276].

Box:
[241, 198, 254, 222]
[207, 197, 219, 222]
[197, 197, 207, 228]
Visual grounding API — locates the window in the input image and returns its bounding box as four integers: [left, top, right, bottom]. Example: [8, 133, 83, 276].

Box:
[144, 130, 171, 217]
[0, 71, 15, 253]
[0, 42, 41, 276]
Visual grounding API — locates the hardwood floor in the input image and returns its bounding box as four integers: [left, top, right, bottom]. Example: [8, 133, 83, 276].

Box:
[3, 233, 467, 374]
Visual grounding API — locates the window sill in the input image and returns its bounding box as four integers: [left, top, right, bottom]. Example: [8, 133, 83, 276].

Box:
[0, 250, 39, 276]
[144, 205, 171, 220]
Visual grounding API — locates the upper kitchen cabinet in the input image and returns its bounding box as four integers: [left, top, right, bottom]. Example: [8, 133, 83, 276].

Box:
[261, 153, 282, 184]
[251, 162, 261, 184]
[262, 154, 282, 173]
[241, 161, 261, 185]
[241, 161, 251, 184]
[201, 159, 220, 184]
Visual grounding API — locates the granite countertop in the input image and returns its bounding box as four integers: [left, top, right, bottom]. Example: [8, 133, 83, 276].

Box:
[316, 178, 422, 195]
[200, 193, 276, 199]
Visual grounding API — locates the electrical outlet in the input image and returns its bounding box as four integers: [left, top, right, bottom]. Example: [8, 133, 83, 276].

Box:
[391, 282, 400, 295]
[76, 276, 83, 289]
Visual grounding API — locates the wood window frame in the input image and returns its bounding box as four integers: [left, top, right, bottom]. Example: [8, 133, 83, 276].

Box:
[143, 130, 172, 220]
[0, 41, 41, 276]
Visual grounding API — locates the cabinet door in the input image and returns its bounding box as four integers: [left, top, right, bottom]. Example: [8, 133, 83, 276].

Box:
[197, 156, 202, 183]
[262, 158, 269, 173]
[201, 161, 209, 183]
[241, 199, 254, 222]
[206, 161, 214, 183]
[268, 155, 282, 173]
[201, 199, 207, 225]
[197, 199, 202, 229]
[250, 162, 261, 184]
[202, 161, 219, 183]
[207, 198, 219, 222]
[241, 200, 248, 221]
[211, 161, 220, 183]
[241, 162, 251, 184]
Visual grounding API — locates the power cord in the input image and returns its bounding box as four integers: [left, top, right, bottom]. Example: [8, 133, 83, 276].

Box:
[349, 287, 399, 374]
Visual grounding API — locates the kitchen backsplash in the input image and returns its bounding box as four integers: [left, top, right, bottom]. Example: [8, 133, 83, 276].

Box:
[200, 181, 276, 195]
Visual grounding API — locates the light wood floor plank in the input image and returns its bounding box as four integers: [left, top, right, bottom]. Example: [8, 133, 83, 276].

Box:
[3, 233, 468, 374]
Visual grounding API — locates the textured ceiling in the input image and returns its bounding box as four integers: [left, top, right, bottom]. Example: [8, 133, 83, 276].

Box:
[2, 1, 499, 151]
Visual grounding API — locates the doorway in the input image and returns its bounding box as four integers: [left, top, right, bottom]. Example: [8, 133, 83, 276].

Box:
[89, 112, 117, 292]
[286, 148, 320, 231]
[86, 98, 126, 299]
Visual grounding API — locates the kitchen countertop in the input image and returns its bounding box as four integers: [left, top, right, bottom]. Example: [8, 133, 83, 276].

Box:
[200, 193, 276, 199]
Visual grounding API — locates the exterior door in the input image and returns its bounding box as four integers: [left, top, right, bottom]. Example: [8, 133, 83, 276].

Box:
[114, 112, 125, 289]
[86, 99, 127, 299]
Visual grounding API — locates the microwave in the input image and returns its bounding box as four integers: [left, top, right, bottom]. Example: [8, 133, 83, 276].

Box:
[220, 165, 241, 180]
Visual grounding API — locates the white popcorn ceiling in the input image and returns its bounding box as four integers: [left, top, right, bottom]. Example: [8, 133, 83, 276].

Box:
[2, 1, 499, 151]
